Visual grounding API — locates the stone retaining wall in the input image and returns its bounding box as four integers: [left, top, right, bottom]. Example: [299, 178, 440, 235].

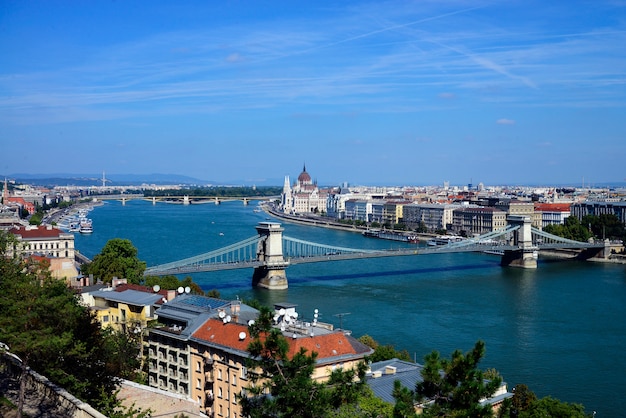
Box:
[0, 352, 107, 418]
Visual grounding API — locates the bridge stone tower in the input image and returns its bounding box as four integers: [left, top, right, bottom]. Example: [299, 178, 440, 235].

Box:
[252, 222, 290, 289]
[501, 215, 538, 269]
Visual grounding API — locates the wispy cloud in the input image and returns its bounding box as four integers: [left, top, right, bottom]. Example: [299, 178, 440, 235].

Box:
[1, 2, 625, 126]
[496, 118, 515, 125]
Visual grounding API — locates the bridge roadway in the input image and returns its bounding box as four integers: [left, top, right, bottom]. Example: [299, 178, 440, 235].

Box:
[90, 194, 278, 203]
[144, 240, 604, 276]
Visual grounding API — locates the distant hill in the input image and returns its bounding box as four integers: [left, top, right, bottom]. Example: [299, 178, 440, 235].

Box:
[4, 173, 212, 187]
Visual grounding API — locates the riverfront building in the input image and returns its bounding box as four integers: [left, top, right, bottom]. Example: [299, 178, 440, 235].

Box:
[451, 207, 508, 236]
[280, 165, 330, 215]
[402, 203, 462, 231]
[7, 224, 78, 281]
[534, 203, 571, 228]
[571, 201, 626, 226]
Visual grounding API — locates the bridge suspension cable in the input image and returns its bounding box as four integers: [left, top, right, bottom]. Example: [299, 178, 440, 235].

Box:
[144, 235, 261, 275]
[282, 235, 379, 258]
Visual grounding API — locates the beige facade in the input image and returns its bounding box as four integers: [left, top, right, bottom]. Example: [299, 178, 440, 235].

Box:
[403, 203, 460, 231]
[8, 225, 75, 259]
[451, 207, 507, 236]
[495, 200, 542, 228]
[7, 224, 77, 281]
[148, 296, 372, 418]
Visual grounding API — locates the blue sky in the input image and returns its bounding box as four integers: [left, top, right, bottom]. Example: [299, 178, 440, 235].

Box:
[1, 0, 625, 186]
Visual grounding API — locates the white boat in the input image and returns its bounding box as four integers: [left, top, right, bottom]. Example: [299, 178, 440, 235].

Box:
[79, 219, 93, 234]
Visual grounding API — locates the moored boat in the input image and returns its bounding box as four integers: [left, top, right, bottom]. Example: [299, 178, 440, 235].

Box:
[79, 219, 93, 234]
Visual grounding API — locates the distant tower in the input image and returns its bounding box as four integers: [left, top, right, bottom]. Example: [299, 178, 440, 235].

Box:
[281, 175, 292, 214]
[2, 178, 8, 204]
[102, 171, 107, 187]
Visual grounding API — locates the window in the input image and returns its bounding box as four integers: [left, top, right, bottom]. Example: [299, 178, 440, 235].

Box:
[240, 367, 247, 379]
[196, 361, 201, 372]
[218, 387, 223, 398]
[196, 378, 201, 389]
[102, 315, 109, 322]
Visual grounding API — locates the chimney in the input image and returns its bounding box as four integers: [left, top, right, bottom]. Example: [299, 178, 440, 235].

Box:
[167, 290, 176, 301]
[385, 366, 397, 375]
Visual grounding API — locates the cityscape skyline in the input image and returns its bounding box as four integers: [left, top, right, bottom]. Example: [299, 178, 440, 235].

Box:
[1, 1, 625, 186]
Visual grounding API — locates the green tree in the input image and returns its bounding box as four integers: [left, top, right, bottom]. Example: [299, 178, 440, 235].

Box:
[415, 340, 501, 417]
[497, 385, 591, 418]
[237, 306, 331, 418]
[82, 238, 146, 284]
[544, 216, 592, 242]
[0, 231, 150, 417]
[359, 335, 412, 363]
[334, 385, 394, 417]
[393, 380, 417, 418]
[0, 232, 116, 411]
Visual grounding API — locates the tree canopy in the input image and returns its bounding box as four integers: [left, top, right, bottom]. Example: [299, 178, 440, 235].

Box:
[82, 238, 146, 284]
[414, 340, 501, 417]
[237, 306, 371, 418]
[0, 231, 135, 414]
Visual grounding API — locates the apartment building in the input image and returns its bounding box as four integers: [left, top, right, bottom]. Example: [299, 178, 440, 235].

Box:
[402, 203, 461, 231]
[7, 224, 78, 280]
[451, 207, 508, 236]
[534, 203, 571, 229]
[148, 295, 372, 418]
[571, 201, 626, 226]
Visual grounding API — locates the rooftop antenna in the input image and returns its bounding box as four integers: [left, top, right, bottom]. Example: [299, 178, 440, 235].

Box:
[334, 312, 351, 330]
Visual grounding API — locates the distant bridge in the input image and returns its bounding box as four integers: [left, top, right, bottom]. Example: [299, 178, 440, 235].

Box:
[91, 194, 277, 205]
[144, 216, 608, 289]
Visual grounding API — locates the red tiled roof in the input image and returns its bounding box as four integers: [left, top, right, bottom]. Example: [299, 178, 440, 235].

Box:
[192, 319, 370, 361]
[192, 319, 251, 352]
[534, 203, 571, 212]
[9, 225, 63, 239]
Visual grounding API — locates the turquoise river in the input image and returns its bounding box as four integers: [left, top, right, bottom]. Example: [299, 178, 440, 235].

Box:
[74, 199, 626, 416]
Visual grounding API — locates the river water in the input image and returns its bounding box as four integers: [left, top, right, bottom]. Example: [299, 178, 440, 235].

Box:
[74, 199, 626, 415]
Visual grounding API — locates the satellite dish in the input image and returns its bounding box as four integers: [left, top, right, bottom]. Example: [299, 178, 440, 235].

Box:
[226, 315, 231, 323]
[292, 333, 297, 339]
[293, 312, 299, 318]
[314, 308, 319, 314]
[279, 308, 286, 316]
[219, 311, 226, 318]
[177, 286, 184, 294]
[239, 332, 246, 340]
[248, 320, 255, 326]
[185, 286, 191, 294]
[152, 284, 160, 292]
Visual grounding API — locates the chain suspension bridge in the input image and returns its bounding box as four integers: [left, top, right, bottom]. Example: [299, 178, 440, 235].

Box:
[143, 216, 608, 289]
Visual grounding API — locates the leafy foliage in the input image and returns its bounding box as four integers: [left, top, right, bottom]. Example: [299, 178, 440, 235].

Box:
[544, 216, 592, 242]
[0, 231, 148, 416]
[582, 213, 626, 242]
[82, 238, 146, 284]
[359, 334, 413, 363]
[144, 275, 204, 295]
[415, 340, 501, 417]
[238, 306, 370, 418]
[497, 385, 591, 418]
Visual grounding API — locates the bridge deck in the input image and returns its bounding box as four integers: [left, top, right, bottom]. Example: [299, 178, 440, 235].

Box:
[143, 224, 605, 276]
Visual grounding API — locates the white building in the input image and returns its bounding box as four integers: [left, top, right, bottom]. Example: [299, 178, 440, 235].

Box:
[280, 165, 329, 215]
